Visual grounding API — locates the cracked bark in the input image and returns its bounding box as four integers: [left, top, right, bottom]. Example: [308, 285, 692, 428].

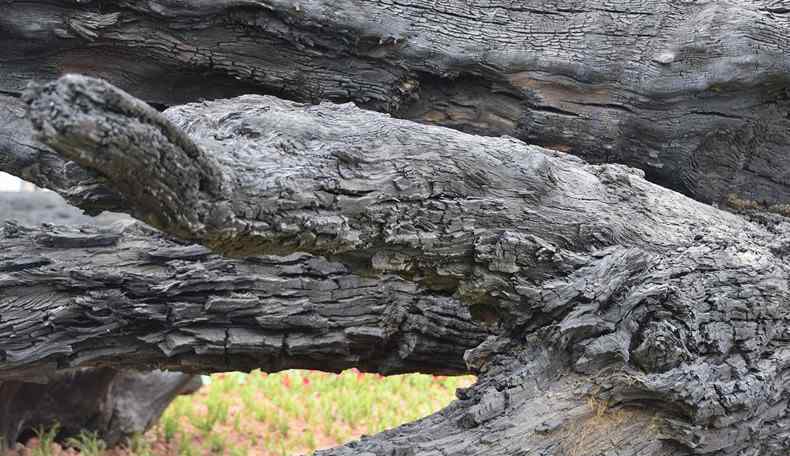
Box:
[1, 0, 790, 209]
[0, 192, 202, 448]
[0, 191, 491, 447]
[0, 220, 492, 381]
[2, 75, 790, 454]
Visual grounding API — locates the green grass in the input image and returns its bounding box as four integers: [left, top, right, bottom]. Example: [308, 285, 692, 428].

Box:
[30, 423, 60, 456]
[156, 369, 474, 455]
[65, 431, 106, 456]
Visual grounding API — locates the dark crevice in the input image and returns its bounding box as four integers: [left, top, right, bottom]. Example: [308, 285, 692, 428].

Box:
[529, 105, 581, 118]
[0, 90, 21, 99]
[566, 101, 634, 114]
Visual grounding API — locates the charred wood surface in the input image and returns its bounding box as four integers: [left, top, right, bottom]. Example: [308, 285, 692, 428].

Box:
[0, 219, 492, 380]
[1, 0, 789, 208]
[0, 192, 200, 448]
[2, 75, 789, 454]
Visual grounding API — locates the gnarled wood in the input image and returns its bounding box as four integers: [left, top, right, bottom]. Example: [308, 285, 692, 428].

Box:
[1, 0, 789, 208]
[5, 74, 790, 455]
[0, 95, 125, 214]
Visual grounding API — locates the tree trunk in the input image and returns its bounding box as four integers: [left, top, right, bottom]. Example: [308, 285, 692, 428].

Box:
[1, 0, 789, 209]
[0, 192, 201, 448]
[2, 74, 790, 454]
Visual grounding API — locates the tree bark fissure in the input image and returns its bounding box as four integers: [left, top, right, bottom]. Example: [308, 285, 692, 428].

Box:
[3, 75, 790, 454]
[2, 0, 790, 208]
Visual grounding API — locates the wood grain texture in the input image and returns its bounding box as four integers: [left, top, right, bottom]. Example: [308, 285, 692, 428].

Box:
[1, 0, 789, 208]
[6, 75, 790, 454]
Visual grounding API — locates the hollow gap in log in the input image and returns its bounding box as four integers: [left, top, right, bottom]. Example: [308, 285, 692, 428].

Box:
[156, 370, 477, 455]
[10, 370, 477, 455]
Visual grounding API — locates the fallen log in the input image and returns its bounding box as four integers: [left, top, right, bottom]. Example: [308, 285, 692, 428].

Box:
[1, 0, 789, 208]
[3, 74, 790, 454]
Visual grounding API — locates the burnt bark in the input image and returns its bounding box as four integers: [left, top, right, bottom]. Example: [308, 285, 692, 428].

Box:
[0, 192, 201, 448]
[1, 0, 789, 209]
[1, 75, 789, 454]
[0, 219, 490, 380]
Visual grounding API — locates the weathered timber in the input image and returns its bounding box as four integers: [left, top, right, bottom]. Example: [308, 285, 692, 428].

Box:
[0, 220, 492, 381]
[6, 74, 790, 455]
[0, 192, 201, 448]
[1, 0, 789, 208]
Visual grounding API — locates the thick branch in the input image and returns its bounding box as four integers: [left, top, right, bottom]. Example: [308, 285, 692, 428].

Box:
[0, 221, 493, 382]
[318, 345, 699, 456]
[2, 0, 790, 207]
[23, 77, 225, 238]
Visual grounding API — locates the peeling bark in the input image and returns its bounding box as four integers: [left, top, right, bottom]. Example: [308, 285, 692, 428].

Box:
[1, 0, 789, 208]
[4, 75, 790, 454]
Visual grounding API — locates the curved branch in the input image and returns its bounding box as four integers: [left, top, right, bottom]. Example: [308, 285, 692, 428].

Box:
[0, 94, 125, 214]
[24, 76, 226, 237]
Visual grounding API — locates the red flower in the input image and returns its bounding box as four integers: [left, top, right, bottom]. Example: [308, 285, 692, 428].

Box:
[303, 377, 311, 386]
[282, 375, 291, 388]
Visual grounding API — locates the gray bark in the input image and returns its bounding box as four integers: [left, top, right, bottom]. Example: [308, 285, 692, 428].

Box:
[0, 219, 490, 380]
[1, 0, 789, 209]
[0, 192, 201, 448]
[3, 74, 790, 455]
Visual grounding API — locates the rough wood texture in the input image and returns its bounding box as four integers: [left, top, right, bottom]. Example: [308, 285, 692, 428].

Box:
[0, 219, 492, 380]
[0, 95, 125, 214]
[6, 74, 790, 454]
[1, 0, 789, 209]
[0, 192, 201, 448]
